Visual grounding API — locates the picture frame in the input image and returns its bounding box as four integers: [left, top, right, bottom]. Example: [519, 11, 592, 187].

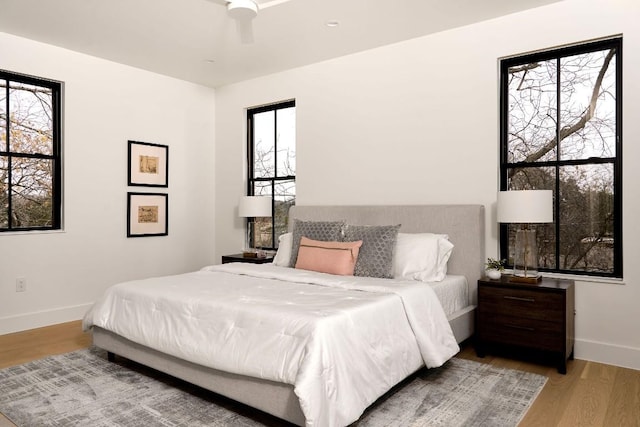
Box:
[128, 140, 168, 187]
[127, 192, 168, 237]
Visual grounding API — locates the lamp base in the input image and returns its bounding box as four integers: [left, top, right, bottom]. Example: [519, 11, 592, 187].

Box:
[509, 274, 542, 284]
[513, 228, 541, 284]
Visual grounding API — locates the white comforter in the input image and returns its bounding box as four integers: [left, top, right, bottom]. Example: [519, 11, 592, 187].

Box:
[83, 263, 459, 427]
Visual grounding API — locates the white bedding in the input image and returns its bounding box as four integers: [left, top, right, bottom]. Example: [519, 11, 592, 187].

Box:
[83, 263, 459, 427]
[428, 274, 468, 317]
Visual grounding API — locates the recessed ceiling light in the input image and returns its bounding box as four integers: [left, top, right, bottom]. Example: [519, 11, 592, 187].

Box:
[326, 20, 340, 27]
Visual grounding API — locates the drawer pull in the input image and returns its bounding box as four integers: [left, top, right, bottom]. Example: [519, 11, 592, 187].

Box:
[505, 324, 536, 332]
[504, 296, 535, 303]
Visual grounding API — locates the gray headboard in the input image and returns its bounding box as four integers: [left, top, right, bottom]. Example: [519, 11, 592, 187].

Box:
[289, 205, 485, 305]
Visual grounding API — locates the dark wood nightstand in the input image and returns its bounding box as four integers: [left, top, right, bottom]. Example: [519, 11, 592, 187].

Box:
[221, 253, 274, 264]
[475, 276, 575, 374]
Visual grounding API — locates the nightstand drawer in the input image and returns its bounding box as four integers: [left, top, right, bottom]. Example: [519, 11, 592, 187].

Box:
[479, 317, 563, 351]
[478, 286, 564, 322]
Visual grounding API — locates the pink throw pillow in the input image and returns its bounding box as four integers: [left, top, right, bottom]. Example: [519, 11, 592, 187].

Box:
[295, 237, 363, 276]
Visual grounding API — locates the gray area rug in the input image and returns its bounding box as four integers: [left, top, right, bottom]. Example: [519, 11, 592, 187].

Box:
[0, 348, 546, 426]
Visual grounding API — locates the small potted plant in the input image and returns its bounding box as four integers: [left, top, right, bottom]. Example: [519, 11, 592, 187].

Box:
[485, 257, 506, 280]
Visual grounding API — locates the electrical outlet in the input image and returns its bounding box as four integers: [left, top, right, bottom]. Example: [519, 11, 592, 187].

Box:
[16, 277, 27, 292]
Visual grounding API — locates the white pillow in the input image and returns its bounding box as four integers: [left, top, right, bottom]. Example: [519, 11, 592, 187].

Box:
[393, 233, 454, 282]
[272, 232, 293, 267]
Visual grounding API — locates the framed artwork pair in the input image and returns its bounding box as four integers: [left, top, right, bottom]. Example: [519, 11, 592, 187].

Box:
[127, 141, 168, 237]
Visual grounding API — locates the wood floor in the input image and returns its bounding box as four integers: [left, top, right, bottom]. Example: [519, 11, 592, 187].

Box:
[1, 321, 639, 426]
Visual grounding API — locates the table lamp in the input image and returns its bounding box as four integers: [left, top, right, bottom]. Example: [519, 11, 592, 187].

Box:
[238, 196, 271, 257]
[497, 190, 553, 283]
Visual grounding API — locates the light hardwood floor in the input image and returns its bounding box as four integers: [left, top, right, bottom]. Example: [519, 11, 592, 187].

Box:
[1, 321, 639, 426]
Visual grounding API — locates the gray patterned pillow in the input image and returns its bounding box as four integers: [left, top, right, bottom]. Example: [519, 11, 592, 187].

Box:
[289, 220, 345, 267]
[344, 224, 401, 278]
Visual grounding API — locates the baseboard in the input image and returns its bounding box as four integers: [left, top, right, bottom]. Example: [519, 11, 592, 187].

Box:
[575, 338, 640, 371]
[0, 303, 92, 335]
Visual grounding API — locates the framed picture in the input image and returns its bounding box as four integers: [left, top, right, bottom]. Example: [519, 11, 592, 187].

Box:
[128, 140, 168, 187]
[127, 192, 168, 237]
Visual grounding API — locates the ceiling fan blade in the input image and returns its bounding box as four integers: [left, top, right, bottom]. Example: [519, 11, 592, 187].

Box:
[236, 19, 254, 44]
[208, 0, 229, 6]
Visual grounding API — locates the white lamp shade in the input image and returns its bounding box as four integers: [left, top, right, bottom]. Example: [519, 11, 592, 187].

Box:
[238, 196, 271, 218]
[497, 190, 553, 223]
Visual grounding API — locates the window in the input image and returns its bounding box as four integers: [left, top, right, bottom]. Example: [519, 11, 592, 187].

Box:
[500, 37, 622, 278]
[247, 100, 295, 249]
[1, 70, 61, 232]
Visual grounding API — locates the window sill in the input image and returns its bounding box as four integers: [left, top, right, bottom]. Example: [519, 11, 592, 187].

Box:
[541, 272, 625, 286]
[0, 229, 66, 236]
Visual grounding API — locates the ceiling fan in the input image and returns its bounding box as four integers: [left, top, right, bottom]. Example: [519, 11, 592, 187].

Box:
[210, 0, 294, 44]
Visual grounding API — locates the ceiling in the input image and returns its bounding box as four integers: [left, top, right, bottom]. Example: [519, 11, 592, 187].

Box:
[0, 0, 562, 88]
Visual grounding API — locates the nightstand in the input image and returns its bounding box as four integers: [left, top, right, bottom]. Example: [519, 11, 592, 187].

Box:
[475, 276, 575, 374]
[221, 253, 274, 264]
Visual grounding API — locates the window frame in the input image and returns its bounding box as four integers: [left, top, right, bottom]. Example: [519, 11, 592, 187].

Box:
[499, 37, 622, 278]
[246, 99, 296, 249]
[0, 70, 62, 232]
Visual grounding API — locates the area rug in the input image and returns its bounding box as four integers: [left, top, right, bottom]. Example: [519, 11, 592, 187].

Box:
[0, 348, 546, 426]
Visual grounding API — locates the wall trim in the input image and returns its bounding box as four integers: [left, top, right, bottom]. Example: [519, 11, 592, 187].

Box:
[0, 303, 92, 335]
[575, 338, 640, 371]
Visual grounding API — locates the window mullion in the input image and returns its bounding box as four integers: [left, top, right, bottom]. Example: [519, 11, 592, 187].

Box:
[5, 80, 12, 229]
[555, 56, 561, 271]
[7, 155, 12, 229]
[272, 108, 278, 246]
[51, 84, 61, 228]
[613, 45, 623, 277]
[273, 106, 278, 180]
[271, 180, 275, 248]
[247, 113, 254, 196]
[3, 79, 8, 153]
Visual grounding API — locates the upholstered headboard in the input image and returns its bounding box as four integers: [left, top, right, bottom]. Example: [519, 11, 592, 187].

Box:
[289, 205, 485, 305]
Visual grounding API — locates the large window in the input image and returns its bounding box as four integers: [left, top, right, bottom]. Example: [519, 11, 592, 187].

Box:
[500, 37, 622, 278]
[247, 100, 295, 249]
[1, 70, 61, 232]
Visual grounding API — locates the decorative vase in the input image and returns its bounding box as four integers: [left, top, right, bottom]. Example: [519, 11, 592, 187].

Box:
[486, 269, 502, 280]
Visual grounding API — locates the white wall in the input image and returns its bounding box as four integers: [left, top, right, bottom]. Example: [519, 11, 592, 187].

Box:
[0, 32, 217, 334]
[215, 0, 640, 370]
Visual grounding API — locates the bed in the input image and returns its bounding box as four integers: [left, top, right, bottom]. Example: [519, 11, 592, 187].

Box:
[84, 204, 485, 426]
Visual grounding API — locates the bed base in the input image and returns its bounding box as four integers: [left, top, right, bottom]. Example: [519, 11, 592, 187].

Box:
[93, 204, 484, 426]
[93, 307, 475, 426]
